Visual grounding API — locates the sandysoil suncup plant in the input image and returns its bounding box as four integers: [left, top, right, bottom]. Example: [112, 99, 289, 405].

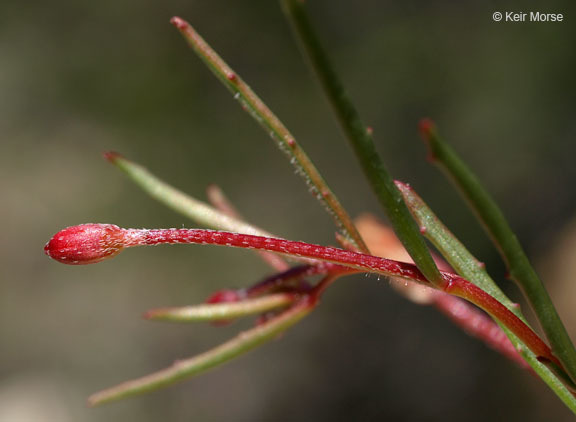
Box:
[44, 1, 576, 412]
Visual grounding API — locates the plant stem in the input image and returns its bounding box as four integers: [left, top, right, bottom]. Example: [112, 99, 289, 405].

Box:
[89, 299, 314, 405]
[281, 0, 441, 285]
[46, 223, 558, 366]
[105, 152, 316, 266]
[206, 184, 290, 271]
[419, 119, 576, 383]
[395, 181, 521, 317]
[246, 261, 352, 297]
[355, 214, 531, 370]
[124, 228, 558, 364]
[396, 181, 576, 404]
[170, 17, 367, 252]
[431, 293, 530, 370]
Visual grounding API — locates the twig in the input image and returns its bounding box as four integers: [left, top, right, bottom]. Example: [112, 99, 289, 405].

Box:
[419, 118, 576, 384]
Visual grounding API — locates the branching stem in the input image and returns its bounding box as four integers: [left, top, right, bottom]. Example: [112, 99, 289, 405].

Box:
[45, 224, 561, 368]
[419, 119, 576, 383]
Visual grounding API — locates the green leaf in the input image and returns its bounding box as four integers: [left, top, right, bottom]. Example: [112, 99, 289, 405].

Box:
[89, 300, 313, 406]
[145, 293, 295, 322]
[419, 119, 576, 384]
[170, 17, 367, 252]
[105, 152, 276, 237]
[281, 0, 441, 285]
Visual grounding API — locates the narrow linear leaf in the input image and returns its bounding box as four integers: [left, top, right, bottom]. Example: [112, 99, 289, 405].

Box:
[397, 181, 576, 410]
[89, 300, 313, 406]
[145, 293, 295, 322]
[104, 152, 275, 237]
[105, 152, 315, 267]
[206, 184, 241, 220]
[419, 119, 576, 384]
[281, 0, 441, 285]
[396, 181, 520, 317]
[170, 17, 367, 252]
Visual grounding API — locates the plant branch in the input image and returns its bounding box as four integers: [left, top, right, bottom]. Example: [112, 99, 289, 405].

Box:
[45, 225, 560, 368]
[419, 119, 576, 383]
[395, 181, 520, 317]
[431, 293, 531, 370]
[396, 182, 576, 404]
[105, 152, 318, 266]
[170, 17, 367, 252]
[355, 214, 530, 371]
[206, 184, 290, 271]
[246, 261, 352, 297]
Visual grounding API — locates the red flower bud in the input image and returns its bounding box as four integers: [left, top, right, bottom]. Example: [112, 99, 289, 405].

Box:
[44, 224, 125, 265]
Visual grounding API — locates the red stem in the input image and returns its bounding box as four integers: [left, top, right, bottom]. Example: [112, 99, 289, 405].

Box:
[125, 228, 559, 365]
[246, 262, 354, 297]
[432, 293, 531, 370]
[45, 225, 560, 367]
[206, 184, 290, 272]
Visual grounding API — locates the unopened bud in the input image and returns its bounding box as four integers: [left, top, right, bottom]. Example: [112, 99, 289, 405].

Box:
[44, 224, 125, 265]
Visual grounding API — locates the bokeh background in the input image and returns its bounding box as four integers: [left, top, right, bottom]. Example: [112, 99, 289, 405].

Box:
[2, 0, 576, 420]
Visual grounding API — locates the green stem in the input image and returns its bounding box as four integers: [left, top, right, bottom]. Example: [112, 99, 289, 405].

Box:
[397, 181, 576, 410]
[281, 0, 441, 285]
[170, 17, 367, 252]
[396, 181, 521, 318]
[89, 299, 314, 405]
[420, 118, 576, 384]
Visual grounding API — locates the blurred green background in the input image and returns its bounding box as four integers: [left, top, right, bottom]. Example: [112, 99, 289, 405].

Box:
[2, 0, 576, 420]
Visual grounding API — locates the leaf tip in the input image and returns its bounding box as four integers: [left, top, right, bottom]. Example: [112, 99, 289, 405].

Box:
[393, 180, 410, 192]
[86, 393, 103, 407]
[418, 118, 438, 162]
[418, 118, 435, 138]
[170, 16, 188, 30]
[142, 309, 159, 320]
[102, 151, 123, 163]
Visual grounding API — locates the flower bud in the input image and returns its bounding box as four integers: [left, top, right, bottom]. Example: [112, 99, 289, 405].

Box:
[44, 224, 125, 265]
